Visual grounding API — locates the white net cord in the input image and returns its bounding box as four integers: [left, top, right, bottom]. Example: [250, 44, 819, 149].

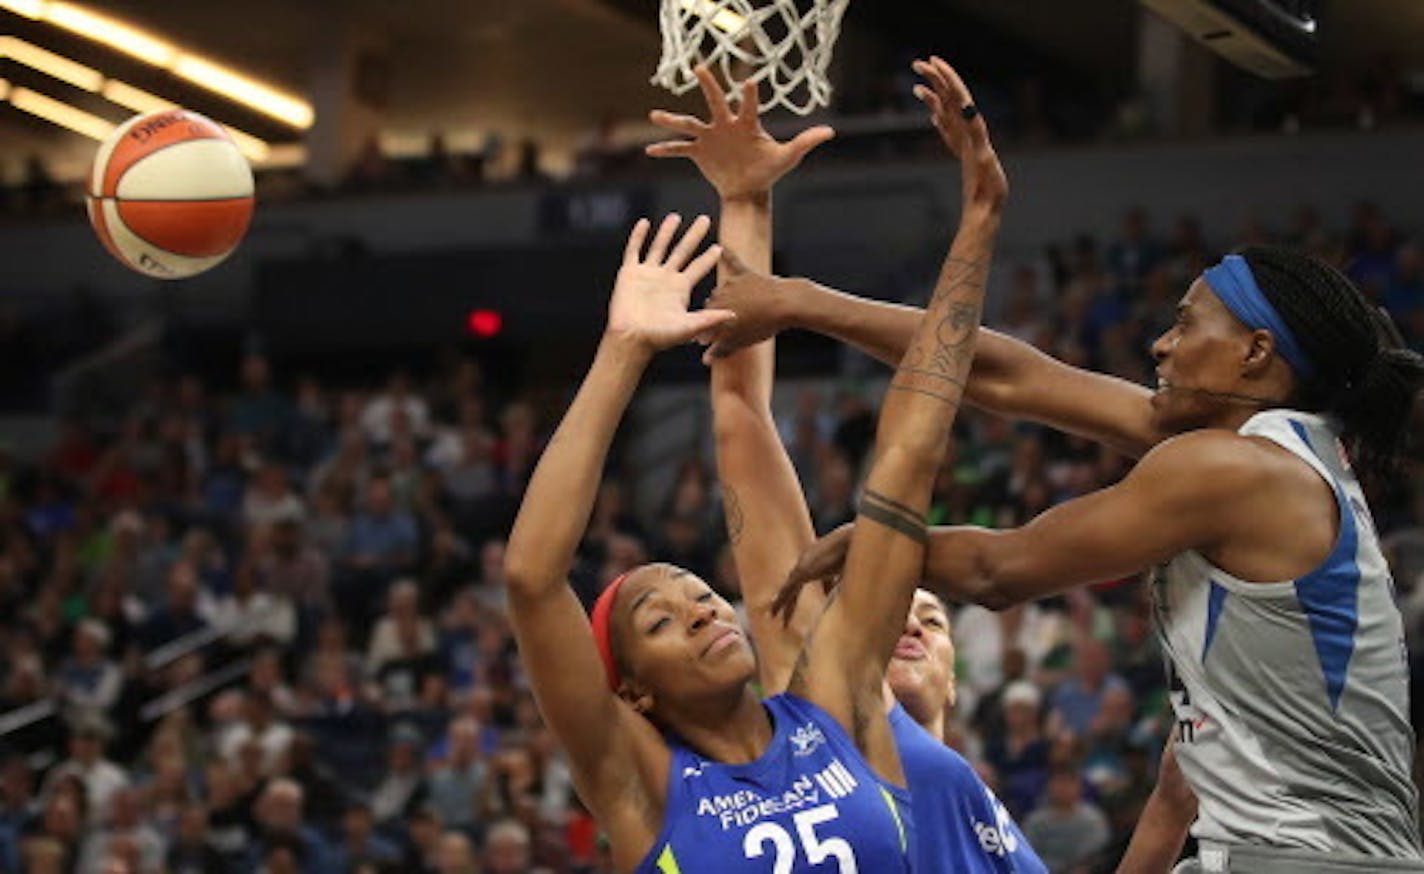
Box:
[653, 0, 850, 116]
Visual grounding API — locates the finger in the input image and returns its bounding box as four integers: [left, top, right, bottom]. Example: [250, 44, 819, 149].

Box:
[666, 214, 712, 270]
[913, 84, 945, 122]
[694, 66, 734, 123]
[648, 110, 709, 136]
[645, 140, 696, 159]
[623, 218, 650, 263]
[737, 78, 760, 126]
[786, 126, 835, 162]
[646, 214, 682, 265]
[932, 56, 987, 146]
[683, 243, 724, 285]
[679, 308, 737, 341]
[913, 58, 952, 104]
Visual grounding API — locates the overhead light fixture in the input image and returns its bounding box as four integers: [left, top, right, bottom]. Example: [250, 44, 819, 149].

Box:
[678, 0, 746, 34]
[100, 78, 172, 114]
[221, 123, 270, 162]
[0, 35, 103, 90]
[0, 0, 43, 19]
[8, 84, 113, 139]
[171, 54, 312, 129]
[0, 77, 9, 100]
[45, 1, 174, 66]
[1, 0, 314, 128]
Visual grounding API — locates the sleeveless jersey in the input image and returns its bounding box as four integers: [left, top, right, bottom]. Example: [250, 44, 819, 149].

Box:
[634, 693, 914, 873]
[1151, 410, 1423, 860]
[888, 704, 1046, 873]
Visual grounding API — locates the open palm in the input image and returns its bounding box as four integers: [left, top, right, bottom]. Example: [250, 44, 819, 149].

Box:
[647, 67, 834, 201]
[606, 214, 735, 351]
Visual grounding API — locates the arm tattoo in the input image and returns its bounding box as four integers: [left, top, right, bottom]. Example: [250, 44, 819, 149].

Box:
[889, 256, 986, 405]
[723, 484, 745, 546]
[857, 488, 928, 544]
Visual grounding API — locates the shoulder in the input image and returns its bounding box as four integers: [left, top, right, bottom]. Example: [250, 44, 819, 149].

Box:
[1129, 428, 1280, 500]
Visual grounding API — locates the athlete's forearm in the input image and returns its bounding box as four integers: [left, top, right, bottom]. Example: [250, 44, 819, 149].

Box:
[1117, 744, 1196, 874]
[505, 337, 650, 597]
[711, 197, 774, 409]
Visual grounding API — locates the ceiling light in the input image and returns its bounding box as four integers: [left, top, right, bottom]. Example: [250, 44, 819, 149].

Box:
[45, 1, 175, 65]
[9, 85, 114, 139]
[0, 35, 103, 90]
[0, 78, 9, 100]
[172, 54, 312, 128]
[221, 124, 270, 162]
[0, 0, 44, 19]
[100, 78, 172, 114]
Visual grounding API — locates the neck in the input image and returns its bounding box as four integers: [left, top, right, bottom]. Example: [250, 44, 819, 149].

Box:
[662, 686, 772, 765]
[882, 683, 946, 742]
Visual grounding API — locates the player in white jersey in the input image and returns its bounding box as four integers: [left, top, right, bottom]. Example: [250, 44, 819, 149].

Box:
[707, 245, 1424, 870]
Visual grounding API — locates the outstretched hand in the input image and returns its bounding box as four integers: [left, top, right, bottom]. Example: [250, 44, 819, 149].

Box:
[606, 214, 735, 352]
[911, 56, 1008, 215]
[698, 247, 800, 363]
[770, 522, 855, 625]
[647, 66, 834, 202]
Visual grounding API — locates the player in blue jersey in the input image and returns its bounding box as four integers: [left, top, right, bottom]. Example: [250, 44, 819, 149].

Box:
[721, 217, 1424, 871]
[502, 56, 1006, 872]
[646, 62, 1045, 873]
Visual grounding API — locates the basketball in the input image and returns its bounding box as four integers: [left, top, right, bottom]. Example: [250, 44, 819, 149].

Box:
[86, 108, 254, 280]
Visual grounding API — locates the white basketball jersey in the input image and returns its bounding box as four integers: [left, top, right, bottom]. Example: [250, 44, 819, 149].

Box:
[1151, 410, 1422, 860]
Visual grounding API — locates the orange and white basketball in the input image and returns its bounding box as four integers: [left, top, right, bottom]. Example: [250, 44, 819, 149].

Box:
[86, 109, 254, 279]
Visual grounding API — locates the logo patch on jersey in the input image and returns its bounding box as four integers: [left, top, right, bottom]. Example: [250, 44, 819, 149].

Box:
[789, 722, 826, 757]
[695, 774, 822, 830]
[811, 760, 859, 799]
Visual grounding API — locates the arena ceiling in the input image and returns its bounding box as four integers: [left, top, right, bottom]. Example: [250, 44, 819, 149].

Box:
[0, 0, 1420, 182]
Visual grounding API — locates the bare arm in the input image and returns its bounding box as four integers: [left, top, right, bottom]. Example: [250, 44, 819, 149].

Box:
[648, 68, 832, 693]
[1117, 740, 1197, 874]
[503, 216, 728, 853]
[921, 430, 1252, 610]
[705, 256, 1168, 462]
[790, 58, 1005, 785]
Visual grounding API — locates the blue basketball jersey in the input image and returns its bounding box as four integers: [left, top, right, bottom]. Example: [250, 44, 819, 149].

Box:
[634, 693, 914, 873]
[889, 705, 1046, 873]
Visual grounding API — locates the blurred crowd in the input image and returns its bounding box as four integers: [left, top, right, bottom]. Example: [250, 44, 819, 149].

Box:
[0, 197, 1417, 874]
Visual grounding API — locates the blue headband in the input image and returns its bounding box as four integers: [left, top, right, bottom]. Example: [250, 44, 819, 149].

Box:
[1202, 254, 1315, 379]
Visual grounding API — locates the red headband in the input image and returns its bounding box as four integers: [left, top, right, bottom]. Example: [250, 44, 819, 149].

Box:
[590, 571, 632, 690]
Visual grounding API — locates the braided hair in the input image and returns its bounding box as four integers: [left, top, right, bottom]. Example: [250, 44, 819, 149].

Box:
[1238, 245, 1424, 482]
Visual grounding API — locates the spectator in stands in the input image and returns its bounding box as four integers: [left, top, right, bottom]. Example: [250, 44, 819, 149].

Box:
[165, 806, 229, 874]
[367, 579, 440, 712]
[258, 508, 333, 621]
[986, 679, 1050, 818]
[1050, 636, 1131, 738]
[330, 800, 401, 870]
[341, 475, 418, 609]
[242, 462, 304, 529]
[139, 561, 209, 651]
[426, 715, 486, 830]
[54, 618, 122, 721]
[1023, 767, 1111, 872]
[218, 691, 294, 775]
[24, 790, 82, 873]
[247, 778, 329, 873]
[370, 724, 428, 826]
[209, 560, 297, 648]
[228, 353, 289, 448]
[484, 818, 533, 874]
[436, 830, 480, 874]
[361, 372, 431, 448]
[78, 785, 166, 873]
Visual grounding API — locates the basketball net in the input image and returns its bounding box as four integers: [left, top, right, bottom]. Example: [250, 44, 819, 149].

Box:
[653, 0, 850, 116]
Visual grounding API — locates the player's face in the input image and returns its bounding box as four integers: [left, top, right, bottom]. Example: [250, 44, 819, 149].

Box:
[615, 564, 756, 708]
[1148, 279, 1256, 433]
[887, 589, 956, 711]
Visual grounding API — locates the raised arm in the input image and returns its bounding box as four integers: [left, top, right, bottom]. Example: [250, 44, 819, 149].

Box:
[705, 236, 1168, 461]
[789, 58, 1005, 784]
[503, 215, 728, 836]
[647, 68, 834, 693]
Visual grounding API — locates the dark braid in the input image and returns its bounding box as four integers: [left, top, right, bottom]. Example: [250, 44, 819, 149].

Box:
[1238, 245, 1424, 482]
